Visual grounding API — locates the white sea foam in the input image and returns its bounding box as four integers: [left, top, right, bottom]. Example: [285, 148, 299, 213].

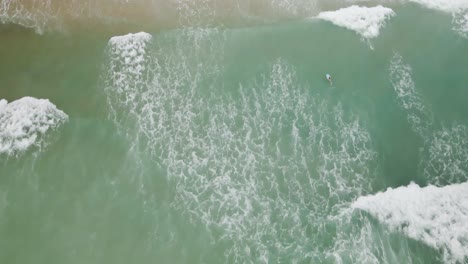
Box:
[353, 182, 468, 263]
[104, 30, 379, 262]
[0, 0, 53, 33]
[167, 61, 377, 263]
[106, 32, 153, 91]
[317, 5, 395, 40]
[108, 32, 153, 46]
[104, 32, 153, 129]
[0, 97, 68, 156]
[422, 124, 468, 185]
[389, 53, 432, 137]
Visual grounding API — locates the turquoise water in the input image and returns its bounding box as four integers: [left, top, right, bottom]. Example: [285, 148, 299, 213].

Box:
[1, 2, 468, 264]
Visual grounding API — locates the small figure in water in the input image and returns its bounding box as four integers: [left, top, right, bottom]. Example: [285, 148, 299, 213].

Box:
[326, 73, 332, 86]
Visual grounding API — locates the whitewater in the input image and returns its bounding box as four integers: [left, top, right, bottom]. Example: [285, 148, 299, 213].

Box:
[0, 0, 467, 263]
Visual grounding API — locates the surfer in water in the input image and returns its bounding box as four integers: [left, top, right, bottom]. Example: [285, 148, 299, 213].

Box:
[326, 73, 332, 85]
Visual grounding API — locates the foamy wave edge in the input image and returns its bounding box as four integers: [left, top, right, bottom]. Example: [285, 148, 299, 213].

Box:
[352, 182, 468, 263]
[0, 97, 68, 156]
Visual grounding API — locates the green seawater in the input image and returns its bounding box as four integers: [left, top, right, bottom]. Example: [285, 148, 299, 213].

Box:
[1, 4, 468, 264]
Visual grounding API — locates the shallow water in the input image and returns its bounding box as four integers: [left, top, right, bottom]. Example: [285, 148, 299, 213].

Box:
[1, 1, 468, 263]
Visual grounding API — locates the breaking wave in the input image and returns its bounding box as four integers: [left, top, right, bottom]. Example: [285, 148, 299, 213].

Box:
[353, 182, 468, 264]
[0, 97, 68, 156]
[317, 5, 395, 48]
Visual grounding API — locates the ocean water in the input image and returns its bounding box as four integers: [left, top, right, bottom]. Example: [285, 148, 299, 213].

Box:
[1, 0, 468, 263]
